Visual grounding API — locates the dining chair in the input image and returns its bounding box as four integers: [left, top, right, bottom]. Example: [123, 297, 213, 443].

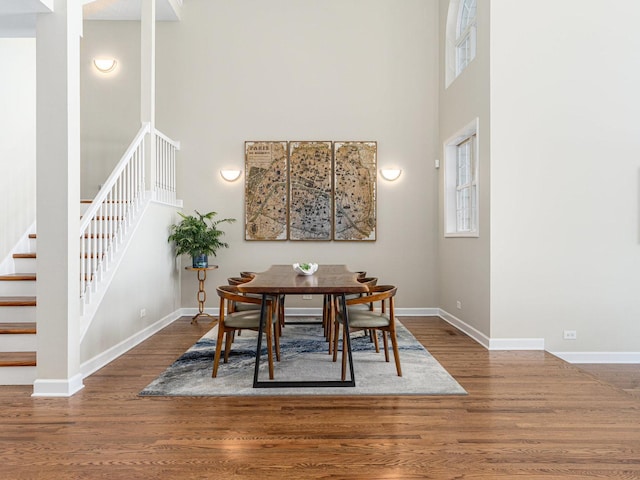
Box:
[213, 285, 280, 379]
[229, 275, 286, 334]
[332, 285, 401, 380]
[325, 276, 378, 355]
[238, 271, 286, 332]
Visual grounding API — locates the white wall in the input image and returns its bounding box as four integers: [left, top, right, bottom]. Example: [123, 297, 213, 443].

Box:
[438, 0, 491, 336]
[151, 0, 440, 308]
[0, 38, 36, 265]
[80, 21, 141, 199]
[80, 201, 181, 362]
[490, 0, 640, 352]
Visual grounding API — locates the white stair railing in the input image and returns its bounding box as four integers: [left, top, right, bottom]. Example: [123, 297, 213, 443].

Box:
[154, 129, 180, 204]
[79, 124, 180, 302]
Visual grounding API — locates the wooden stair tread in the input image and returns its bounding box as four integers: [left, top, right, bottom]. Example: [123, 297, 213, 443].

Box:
[83, 233, 114, 238]
[0, 296, 36, 307]
[13, 253, 36, 259]
[0, 352, 36, 367]
[0, 323, 36, 334]
[0, 273, 36, 281]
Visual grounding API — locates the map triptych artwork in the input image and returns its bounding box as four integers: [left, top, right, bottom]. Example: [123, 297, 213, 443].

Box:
[244, 141, 377, 241]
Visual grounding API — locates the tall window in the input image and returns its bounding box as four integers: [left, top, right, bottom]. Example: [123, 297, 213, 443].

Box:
[456, 0, 477, 76]
[445, 119, 479, 237]
[455, 137, 477, 232]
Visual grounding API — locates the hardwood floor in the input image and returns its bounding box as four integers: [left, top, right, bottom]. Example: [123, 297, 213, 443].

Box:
[1, 316, 639, 479]
[576, 364, 640, 400]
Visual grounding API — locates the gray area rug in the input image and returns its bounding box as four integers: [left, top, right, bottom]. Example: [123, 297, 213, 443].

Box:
[140, 318, 467, 396]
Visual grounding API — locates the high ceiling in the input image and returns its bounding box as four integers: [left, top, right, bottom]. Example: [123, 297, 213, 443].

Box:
[0, 0, 180, 37]
[83, 0, 181, 21]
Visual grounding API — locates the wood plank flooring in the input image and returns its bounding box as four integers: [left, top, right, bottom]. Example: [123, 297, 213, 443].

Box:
[1, 316, 639, 479]
[576, 364, 640, 400]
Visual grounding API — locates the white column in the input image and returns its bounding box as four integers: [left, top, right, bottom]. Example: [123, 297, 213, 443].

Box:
[141, 0, 156, 196]
[33, 0, 84, 397]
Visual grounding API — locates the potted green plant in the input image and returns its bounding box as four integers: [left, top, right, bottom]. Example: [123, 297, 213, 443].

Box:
[168, 210, 236, 268]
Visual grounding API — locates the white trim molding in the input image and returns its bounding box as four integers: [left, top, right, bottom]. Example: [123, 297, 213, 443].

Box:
[32, 373, 84, 397]
[80, 309, 182, 379]
[439, 309, 545, 351]
[439, 308, 490, 349]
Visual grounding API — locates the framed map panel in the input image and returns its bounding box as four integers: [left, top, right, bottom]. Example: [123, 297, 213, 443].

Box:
[333, 141, 377, 241]
[244, 141, 288, 240]
[288, 141, 333, 241]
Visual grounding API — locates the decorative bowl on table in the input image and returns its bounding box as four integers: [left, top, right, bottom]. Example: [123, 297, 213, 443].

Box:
[293, 262, 318, 276]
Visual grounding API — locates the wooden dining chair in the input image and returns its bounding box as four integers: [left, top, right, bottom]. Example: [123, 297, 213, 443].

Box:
[213, 285, 280, 379]
[325, 276, 378, 355]
[229, 275, 286, 335]
[333, 285, 401, 380]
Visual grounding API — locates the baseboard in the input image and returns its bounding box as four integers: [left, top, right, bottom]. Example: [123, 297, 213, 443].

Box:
[32, 373, 84, 397]
[438, 309, 491, 349]
[80, 309, 182, 379]
[439, 309, 545, 351]
[550, 351, 640, 364]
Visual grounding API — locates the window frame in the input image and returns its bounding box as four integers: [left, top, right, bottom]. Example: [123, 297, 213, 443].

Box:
[445, 0, 478, 87]
[444, 119, 479, 238]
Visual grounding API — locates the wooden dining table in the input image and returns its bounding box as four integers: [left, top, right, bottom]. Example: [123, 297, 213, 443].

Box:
[236, 264, 369, 388]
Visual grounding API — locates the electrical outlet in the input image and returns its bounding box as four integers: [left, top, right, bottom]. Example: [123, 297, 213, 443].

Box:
[456, 300, 462, 310]
[140, 308, 146, 318]
[302, 295, 313, 300]
[563, 330, 577, 340]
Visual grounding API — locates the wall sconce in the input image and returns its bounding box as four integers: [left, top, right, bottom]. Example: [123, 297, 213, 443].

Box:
[220, 169, 242, 182]
[379, 168, 402, 181]
[93, 58, 117, 73]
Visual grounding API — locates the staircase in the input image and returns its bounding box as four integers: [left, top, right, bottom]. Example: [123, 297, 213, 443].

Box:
[0, 202, 111, 384]
[0, 233, 37, 384]
[0, 124, 180, 388]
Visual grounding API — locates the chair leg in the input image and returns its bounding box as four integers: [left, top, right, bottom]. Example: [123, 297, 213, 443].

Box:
[390, 330, 402, 376]
[323, 294, 330, 341]
[278, 294, 286, 332]
[372, 329, 380, 353]
[223, 331, 233, 363]
[332, 319, 340, 362]
[381, 330, 390, 362]
[273, 314, 281, 362]
[212, 312, 226, 377]
[328, 295, 337, 355]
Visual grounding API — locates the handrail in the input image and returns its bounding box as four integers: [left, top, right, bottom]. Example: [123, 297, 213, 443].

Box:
[79, 122, 150, 301]
[154, 128, 180, 149]
[79, 122, 150, 234]
[79, 123, 180, 303]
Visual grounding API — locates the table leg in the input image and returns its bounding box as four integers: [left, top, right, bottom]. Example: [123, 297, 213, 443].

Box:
[340, 293, 356, 383]
[253, 292, 356, 388]
[253, 294, 268, 387]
